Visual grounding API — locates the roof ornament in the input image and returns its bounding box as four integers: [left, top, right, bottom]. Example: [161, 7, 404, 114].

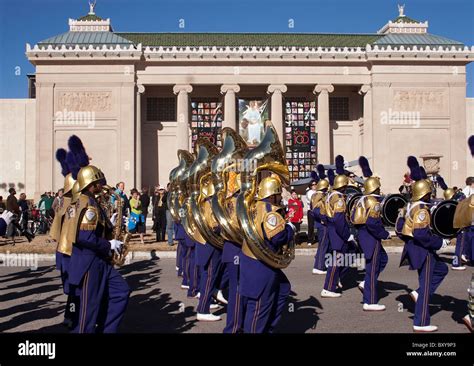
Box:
[398, 4, 405, 17]
[88, 0, 97, 15]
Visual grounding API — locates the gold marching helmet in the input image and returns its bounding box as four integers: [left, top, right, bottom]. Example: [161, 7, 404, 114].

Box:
[76, 165, 106, 192]
[315, 164, 329, 191]
[257, 175, 282, 200]
[236, 123, 294, 269]
[63, 173, 76, 196]
[411, 179, 432, 202]
[358, 156, 381, 195]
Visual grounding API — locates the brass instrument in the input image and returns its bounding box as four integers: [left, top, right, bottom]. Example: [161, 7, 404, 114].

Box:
[109, 188, 131, 266]
[211, 128, 248, 244]
[170, 150, 195, 224]
[187, 138, 224, 249]
[236, 124, 295, 269]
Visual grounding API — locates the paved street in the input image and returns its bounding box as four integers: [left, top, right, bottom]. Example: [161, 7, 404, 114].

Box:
[0, 253, 471, 333]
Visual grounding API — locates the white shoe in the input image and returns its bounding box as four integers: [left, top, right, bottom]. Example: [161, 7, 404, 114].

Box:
[413, 325, 438, 333]
[195, 292, 201, 299]
[210, 303, 220, 310]
[452, 266, 466, 271]
[307, 243, 312, 246]
[461, 254, 468, 263]
[410, 290, 419, 303]
[363, 303, 386, 311]
[358, 281, 365, 292]
[180, 285, 189, 290]
[197, 313, 222, 321]
[462, 315, 473, 332]
[337, 280, 343, 289]
[215, 290, 228, 305]
[176, 266, 179, 271]
[312, 268, 327, 275]
[321, 289, 341, 298]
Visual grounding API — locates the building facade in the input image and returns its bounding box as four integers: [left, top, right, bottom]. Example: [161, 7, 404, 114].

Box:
[2, 5, 474, 199]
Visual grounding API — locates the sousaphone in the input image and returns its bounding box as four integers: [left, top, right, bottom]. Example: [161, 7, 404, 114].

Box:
[188, 138, 224, 249]
[236, 123, 295, 269]
[211, 128, 248, 244]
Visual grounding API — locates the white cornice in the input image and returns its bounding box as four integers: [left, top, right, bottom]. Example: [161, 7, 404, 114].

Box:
[25, 43, 142, 61]
[25, 43, 474, 63]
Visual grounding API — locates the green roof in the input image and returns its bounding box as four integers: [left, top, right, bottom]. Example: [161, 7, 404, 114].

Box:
[78, 13, 104, 21]
[116, 32, 383, 47]
[392, 15, 421, 24]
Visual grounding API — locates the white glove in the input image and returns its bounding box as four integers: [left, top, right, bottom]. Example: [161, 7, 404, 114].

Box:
[110, 213, 118, 226]
[109, 239, 123, 255]
[0, 211, 14, 226]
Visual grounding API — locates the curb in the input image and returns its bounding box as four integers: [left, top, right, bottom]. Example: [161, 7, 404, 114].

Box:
[1, 246, 409, 262]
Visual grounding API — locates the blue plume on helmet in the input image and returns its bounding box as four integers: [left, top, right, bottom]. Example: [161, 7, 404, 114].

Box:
[327, 169, 335, 186]
[407, 156, 422, 181]
[310, 170, 320, 182]
[316, 164, 326, 180]
[437, 176, 448, 191]
[68, 135, 89, 168]
[419, 167, 428, 180]
[469, 135, 474, 157]
[67, 151, 81, 180]
[335, 155, 345, 175]
[358, 156, 372, 178]
[55, 148, 69, 177]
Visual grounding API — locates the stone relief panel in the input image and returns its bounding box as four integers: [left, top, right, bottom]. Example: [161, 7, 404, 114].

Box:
[57, 91, 112, 112]
[391, 88, 449, 118]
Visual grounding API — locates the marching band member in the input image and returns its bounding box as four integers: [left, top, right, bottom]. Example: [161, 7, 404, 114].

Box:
[351, 156, 390, 311]
[321, 156, 355, 298]
[66, 135, 130, 333]
[50, 148, 80, 328]
[222, 172, 245, 333]
[311, 164, 330, 275]
[436, 175, 468, 271]
[174, 219, 186, 277]
[399, 156, 448, 332]
[239, 175, 295, 333]
[195, 180, 224, 322]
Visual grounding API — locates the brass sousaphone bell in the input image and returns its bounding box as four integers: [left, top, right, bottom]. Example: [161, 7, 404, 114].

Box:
[168, 150, 195, 222]
[187, 138, 224, 249]
[236, 123, 295, 269]
[211, 128, 248, 245]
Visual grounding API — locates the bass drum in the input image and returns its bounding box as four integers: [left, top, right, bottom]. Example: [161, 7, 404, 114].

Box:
[431, 199, 460, 239]
[345, 186, 362, 218]
[381, 194, 408, 227]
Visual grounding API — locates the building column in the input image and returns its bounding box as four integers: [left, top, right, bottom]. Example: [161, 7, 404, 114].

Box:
[173, 84, 193, 151]
[314, 84, 334, 164]
[267, 84, 287, 145]
[136, 84, 145, 189]
[359, 84, 373, 159]
[220, 84, 240, 129]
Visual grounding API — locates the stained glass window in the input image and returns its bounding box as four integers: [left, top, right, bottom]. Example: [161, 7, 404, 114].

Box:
[284, 99, 317, 182]
[190, 99, 223, 149]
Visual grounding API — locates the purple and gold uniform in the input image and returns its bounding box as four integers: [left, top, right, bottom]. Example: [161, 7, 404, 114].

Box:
[240, 200, 294, 333]
[311, 190, 329, 272]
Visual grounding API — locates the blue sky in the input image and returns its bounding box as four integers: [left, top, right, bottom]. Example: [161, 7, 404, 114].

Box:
[0, 0, 473, 98]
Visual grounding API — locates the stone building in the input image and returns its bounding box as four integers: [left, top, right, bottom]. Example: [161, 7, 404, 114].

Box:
[1, 4, 473, 198]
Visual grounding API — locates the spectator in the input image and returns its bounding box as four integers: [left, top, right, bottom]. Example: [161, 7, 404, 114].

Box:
[18, 193, 29, 231]
[112, 182, 130, 216]
[44, 192, 55, 219]
[140, 187, 151, 234]
[128, 188, 145, 245]
[306, 180, 318, 244]
[6, 188, 20, 214]
[165, 183, 174, 246]
[153, 185, 168, 242]
[399, 172, 413, 195]
[462, 176, 474, 197]
[52, 189, 64, 213]
[286, 190, 304, 232]
[0, 196, 6, 212]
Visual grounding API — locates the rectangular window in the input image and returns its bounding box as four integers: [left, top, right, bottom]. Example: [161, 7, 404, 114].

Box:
[190, 99, 223, 149]
[146, 97, 176, 121]
[284, 98, 317, 181]
[329, 97, 349, 120]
